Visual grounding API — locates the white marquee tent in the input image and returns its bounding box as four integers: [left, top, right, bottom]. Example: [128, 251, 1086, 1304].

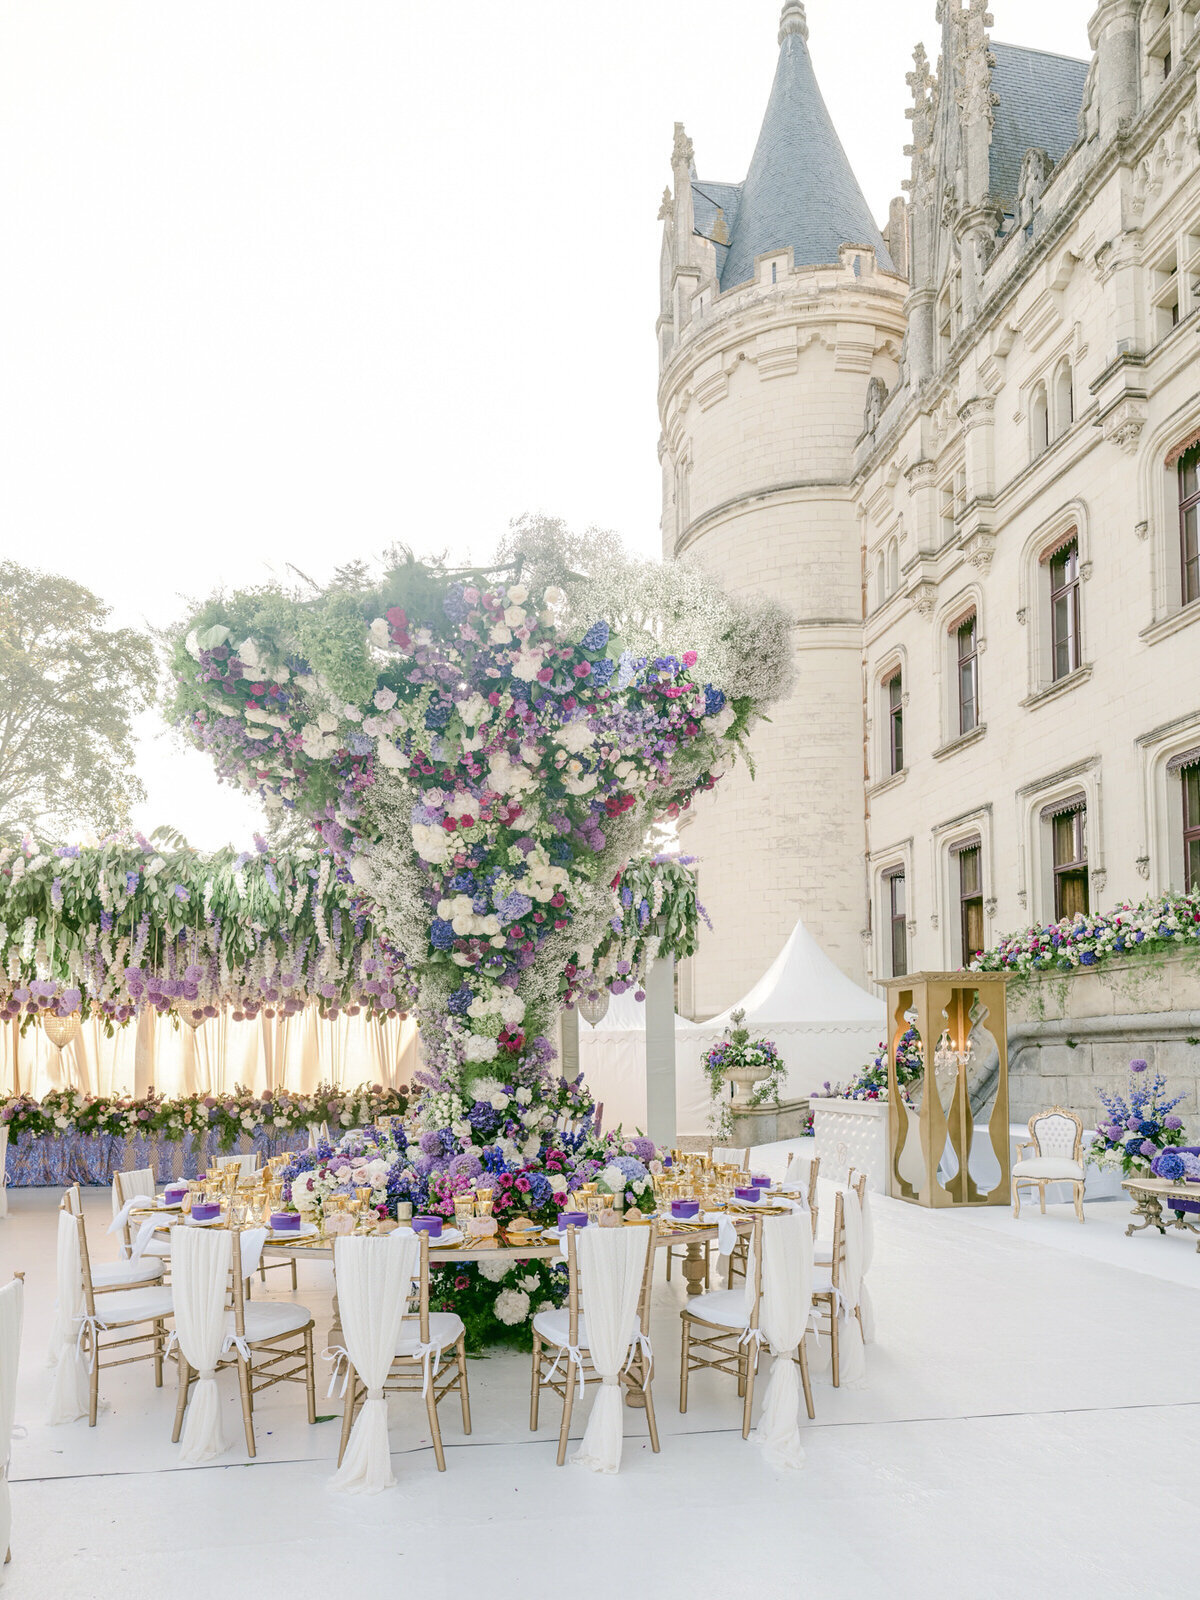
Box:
[578, 918, 886, 1138]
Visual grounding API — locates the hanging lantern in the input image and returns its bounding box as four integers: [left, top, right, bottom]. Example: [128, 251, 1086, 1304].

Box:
[578, 989, 610, 1027]
[43, 1012, 82, 1051]
[180, 1009, 205, 1032]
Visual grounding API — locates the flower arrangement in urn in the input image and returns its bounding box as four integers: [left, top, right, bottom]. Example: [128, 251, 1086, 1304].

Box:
[702, 1009, 786, 1140]
[822, 1027, 924, 1104]
[1092, 1060, 1187, 1177]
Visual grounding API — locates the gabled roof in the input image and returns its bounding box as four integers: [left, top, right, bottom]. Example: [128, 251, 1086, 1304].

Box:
[710, 8, 891, 291]
[989, 41, 1089, 213]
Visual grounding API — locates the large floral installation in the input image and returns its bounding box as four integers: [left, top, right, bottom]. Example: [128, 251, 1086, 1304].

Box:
[1091, 1059, 1187, 1177]
[971, 889, 1200, 977]
[0, 831, 414, 1030]
[166, 532, 789, 1100]
[167, 528, 790, 1340]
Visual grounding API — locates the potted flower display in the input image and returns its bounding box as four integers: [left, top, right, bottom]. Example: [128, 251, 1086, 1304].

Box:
[1092, 1060, 1187, 1177]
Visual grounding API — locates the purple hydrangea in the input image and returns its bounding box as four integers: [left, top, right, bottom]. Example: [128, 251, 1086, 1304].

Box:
[581, 620, 610, 652]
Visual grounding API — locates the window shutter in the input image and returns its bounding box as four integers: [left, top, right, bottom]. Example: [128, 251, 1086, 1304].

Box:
[1039, 793, 1086, 823]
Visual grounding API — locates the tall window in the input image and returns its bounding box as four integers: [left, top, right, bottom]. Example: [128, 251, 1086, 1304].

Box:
[886, 672, 904, 775]
[886, 870, 908, 976]
[956, 615, 978, 734]
[1052, 803, 1089, 920]
[1180, 443, 1200, 606]
[1049, 539, 1081, 680]
[958, 845, 984, 964]
[1184, 761, 1200, 892]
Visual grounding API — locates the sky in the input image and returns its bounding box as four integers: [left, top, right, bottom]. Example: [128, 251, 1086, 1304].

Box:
[0, 0, 1092, 849]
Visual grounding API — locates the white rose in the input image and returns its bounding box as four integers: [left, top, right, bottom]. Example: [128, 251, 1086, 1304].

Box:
[374, 687, 397, 711]
[377, 739, 410, 770]
[489, 624, 513, 645]
[515, 1086, 532, 1105]
[547, 1171, 568, 1193]
[503, 606, 527, 628]
[368, 618, 390, 648]
[317, 712, 339, 734]
[543, 586, 566, 607]
[556, 720, 595, 754]
[343, 703, 362, 722]
[506, 584, 529, 605]
[490, 1092, 510, 1111]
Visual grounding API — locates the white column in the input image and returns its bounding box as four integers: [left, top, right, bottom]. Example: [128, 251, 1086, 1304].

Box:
[644, 952, 677, 1148]
[559, 1005, 580, 1083]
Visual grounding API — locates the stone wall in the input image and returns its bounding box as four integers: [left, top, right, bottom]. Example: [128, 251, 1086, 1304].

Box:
[1003, 952, 1200, 1129]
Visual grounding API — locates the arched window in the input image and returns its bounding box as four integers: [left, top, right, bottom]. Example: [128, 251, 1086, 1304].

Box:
[886, 539, 900, 595]
[1053, 361, 1074, 437]
[1031, 384, 1049, 456]
[874, 554, 886, 610]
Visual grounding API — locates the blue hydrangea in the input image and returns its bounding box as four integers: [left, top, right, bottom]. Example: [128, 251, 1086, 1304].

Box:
[348, 733, 373, 755]
[526, 1173, 553, 1207]
[424, 702, 452, 731]
[581, 620, 610, 652]
[549, 839, 572, 865]
[495, 891, 533, 926]
[704, 685, 726, 717]
[448, 871, 476, 894]
[447, 985, 473, 1016]
[591, 657, 615, 686]
[443, 583, 470, 623]
[430, 919, 456, 951]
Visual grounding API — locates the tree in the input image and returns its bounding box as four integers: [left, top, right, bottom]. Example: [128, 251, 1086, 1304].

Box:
[0, 562, 156, 837]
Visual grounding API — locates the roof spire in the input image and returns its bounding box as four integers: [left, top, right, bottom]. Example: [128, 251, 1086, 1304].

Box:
[778, 2, 808, 44]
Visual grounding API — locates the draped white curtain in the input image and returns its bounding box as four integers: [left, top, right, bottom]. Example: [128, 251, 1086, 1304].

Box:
[0, 1006, 420, 1100]
[572, 1227, 649, 1475]
[329, 1232, 419, 1495]
[835, 1187, 867, 1386]
[750, 1211, 814, 1470]
[172, 1226, 233, 1463]
[858, 1185, 876, 1343]
[47, 1211, 89, 1425]
[0, 1277, 22, 1564]
[0, 1124, 7, 1219]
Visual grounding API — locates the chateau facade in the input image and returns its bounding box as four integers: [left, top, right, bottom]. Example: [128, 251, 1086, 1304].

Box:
[661, 0, 1200, 1019]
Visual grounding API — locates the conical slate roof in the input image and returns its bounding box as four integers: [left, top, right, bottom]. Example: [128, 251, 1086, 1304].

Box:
[716, 4, 891, 290]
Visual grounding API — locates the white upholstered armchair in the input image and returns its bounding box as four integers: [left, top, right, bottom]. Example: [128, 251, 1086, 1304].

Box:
[1012, 1107, 1085, 1223]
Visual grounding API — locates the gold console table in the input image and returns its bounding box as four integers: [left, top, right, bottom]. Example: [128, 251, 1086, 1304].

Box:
[883, 971, 1010, 1208]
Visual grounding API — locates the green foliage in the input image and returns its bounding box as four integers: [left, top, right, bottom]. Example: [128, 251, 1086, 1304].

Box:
[0, 562, 155, 837]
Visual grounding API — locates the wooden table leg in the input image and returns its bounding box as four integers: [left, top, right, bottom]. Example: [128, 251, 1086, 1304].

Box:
[681, 1241, 707, 1297]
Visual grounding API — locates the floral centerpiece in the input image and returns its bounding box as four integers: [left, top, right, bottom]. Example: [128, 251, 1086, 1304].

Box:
[167, 526, 790, 1339]
[1092, 1060, 1186, 1177]
[821, 1027, 923, 1103]
[1150, 1148, 1200, 1183]
[702, 1009, 787, 1140]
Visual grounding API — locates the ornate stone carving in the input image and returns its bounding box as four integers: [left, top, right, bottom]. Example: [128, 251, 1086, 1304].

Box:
[1017, 889, 1028, 910]
[904, 43, 937, 190]
[1017, 147, 1052, 230]
[672, 121, 694, 171]
[1135, 856, 1150, 880]
[863, 376, 888, 436]
[961, 529, 997, 572]
[658, 187, 674, 223]
[1101, 398, 1148, 455]
[985, 898, 998, 918]
[955, 0, 998, 130]
[1135, 520, 1149, 542]
[778, 0, 809, 44]
[1092, 868, 1108, 894]
[909, 579, 938, 617]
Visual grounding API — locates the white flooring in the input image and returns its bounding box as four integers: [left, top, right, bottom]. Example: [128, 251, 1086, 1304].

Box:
[1, 1141, 1198, 1600]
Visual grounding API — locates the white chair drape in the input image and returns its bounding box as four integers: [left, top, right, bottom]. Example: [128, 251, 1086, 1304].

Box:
[0, 1276, 23, 1565]
[749, 1211, 814, 1470]
[571, 1227, 649, 1475]
[836, 1187, 867, 1385]
[0, 1124, 8, 1219]
[858, 1185, 876, 1343]
[329, 1232, 421, 1495]
[46, 1212, 89, 1425]
[172, 1226, 233, 1463]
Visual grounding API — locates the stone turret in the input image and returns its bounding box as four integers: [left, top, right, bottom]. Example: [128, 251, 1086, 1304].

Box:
[658, 3, 908, 1013]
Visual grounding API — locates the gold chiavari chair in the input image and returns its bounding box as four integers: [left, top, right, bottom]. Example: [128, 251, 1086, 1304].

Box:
[113, 1167, 173, 1274]
[171, 1226, 316, 1458]
[679, 1215, 815, 1436]
[336, 1230, 471, 1474]
[73, 1209, 174, 1427]
[530, 1222, 660, 1466]
[61, 1186, 164, 1293]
